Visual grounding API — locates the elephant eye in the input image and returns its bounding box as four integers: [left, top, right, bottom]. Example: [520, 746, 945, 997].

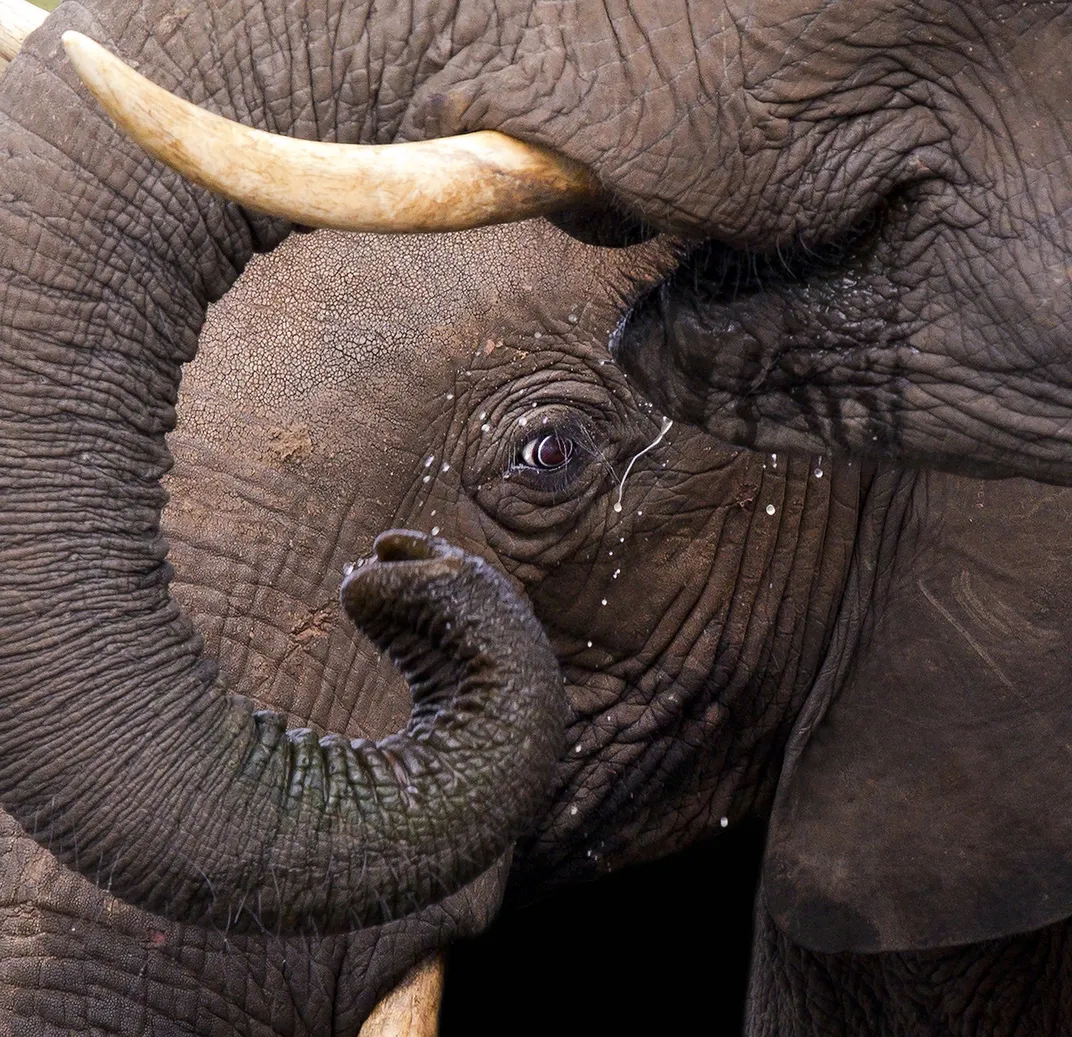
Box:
[497, 412, 595, 499]
[518, 431, 575, 471]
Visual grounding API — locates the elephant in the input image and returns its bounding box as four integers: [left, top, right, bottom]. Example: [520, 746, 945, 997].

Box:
[0, 217, 712, 1034]
[0, 202, 794, 1031]
[4, 1, 1072, 1034]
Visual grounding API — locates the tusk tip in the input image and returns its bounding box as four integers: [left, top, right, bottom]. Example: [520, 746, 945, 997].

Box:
[61, 29, 102, 65]
[61, 30, 97, 76]
[61, 31, 113, 106]
[60, 29, 88, 53]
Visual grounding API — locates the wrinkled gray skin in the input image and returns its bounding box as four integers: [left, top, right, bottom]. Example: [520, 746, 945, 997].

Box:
[5, 223, 1072, 1037]
[4, 0, 1072, 1034]
[0, 214, 846, 1031]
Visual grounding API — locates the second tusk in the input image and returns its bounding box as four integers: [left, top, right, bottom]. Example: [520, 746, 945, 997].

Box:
[0, 0, 46, 64]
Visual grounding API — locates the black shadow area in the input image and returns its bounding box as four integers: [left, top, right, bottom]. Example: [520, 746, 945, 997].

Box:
[441, 819, 766, 1036]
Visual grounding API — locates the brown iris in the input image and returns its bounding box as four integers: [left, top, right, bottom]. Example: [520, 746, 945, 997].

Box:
[520, 432, 575, 470]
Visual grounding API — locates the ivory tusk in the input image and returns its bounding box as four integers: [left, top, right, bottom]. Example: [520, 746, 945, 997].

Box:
[61, 31, 599, 233]
[359, 955, 445, 1037]
[0, 0, 46, 64]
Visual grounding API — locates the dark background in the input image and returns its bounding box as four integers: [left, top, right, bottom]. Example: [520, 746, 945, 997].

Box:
[442, 819, 766, 1035]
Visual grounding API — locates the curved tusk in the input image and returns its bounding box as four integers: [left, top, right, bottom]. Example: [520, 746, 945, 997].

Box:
[0, 0, 46, 63]
[359, 955, 445, 1037]
[61, 31, 599, 233]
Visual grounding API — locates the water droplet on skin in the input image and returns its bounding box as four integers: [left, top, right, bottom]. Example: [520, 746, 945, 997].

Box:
[481, 423, 490, 432]
[480, 412, 488, 421]
[567, 313, 578, 324]
[519, 417, 528, 427]
[441, 462, 450, 472]
[534, 332, 542, 339]
[430, 510, 436, 517]
[601, 598, 608, 606]
[422, 475, 430, 484]
[575, 744, 583, 753]
[612, 502, 622, 513]
[587, 641, 593, 648]
[446, 393, 454, 401]
[766, 504, 776, 516]
[570, 805, 578, 816]
[720, 816, 729, 828]
[814, 468, 824, 478]
[612, 569, 620, 579]
[636, 510, 643, 517]
[431, 525, 440, 535]
[343, 562, 355, 576]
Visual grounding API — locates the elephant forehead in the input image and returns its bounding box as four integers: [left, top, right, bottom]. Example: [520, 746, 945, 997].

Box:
[178, 221, 676, 467]
[193, 221, 674, 399]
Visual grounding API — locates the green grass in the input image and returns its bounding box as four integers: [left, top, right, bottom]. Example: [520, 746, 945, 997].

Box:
[29, 0, 61, 10]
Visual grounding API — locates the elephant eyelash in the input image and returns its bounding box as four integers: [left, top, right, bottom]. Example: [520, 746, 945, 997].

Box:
[505, 419, 599, 496]
[675, 203, 887, 302]
[612, 417, 673, 513]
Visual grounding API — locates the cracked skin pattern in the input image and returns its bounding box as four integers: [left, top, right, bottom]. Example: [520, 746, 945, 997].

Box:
[4, 0, 1072, 1032]
[0, 214, 864, 1033]
[0, 218, 845, 1033]
[8, 219, 1072, 1036]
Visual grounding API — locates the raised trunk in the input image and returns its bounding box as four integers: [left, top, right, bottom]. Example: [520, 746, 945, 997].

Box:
[0, 0, 564, 932]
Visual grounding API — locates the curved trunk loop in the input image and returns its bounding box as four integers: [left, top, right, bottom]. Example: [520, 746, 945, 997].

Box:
[0, 3, 567, 936]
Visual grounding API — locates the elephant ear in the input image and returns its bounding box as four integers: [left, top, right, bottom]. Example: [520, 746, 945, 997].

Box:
[764, 470, 1072, 953]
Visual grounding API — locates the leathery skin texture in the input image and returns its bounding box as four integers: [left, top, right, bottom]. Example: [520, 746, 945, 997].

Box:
[3, 0, 1072, 1031]
[0, 218, 857, 1032]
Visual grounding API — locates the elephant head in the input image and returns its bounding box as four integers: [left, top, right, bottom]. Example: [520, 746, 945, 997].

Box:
[0, 206, 858, 1030]
[5, 2, 1072, 1034]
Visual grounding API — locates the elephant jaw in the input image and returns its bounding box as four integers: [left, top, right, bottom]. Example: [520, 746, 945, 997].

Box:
[60, 31, 598, 233]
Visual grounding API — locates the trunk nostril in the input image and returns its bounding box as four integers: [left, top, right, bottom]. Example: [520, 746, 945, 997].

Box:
[371, 528, 465, 564]
[373, 529, 437, 562]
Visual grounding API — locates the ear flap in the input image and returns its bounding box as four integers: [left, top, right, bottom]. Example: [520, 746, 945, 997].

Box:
[764, 471, 1072, 953]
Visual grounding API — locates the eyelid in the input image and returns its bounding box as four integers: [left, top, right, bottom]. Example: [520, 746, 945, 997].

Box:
[518, 431, 574, 469]
[508, 411, 595, 481]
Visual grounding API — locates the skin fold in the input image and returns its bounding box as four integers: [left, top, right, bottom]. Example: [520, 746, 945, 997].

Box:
[5, 221, 1072, 1036]
[47, 0, 1072, 482]
[2, 1, 1072, 1033]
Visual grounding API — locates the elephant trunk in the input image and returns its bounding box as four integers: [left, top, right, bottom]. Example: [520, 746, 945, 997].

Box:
[0, 0, 563, 932]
